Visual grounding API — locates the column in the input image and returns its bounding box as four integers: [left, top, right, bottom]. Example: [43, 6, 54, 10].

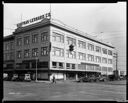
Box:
[76, 73, 78, 81]
[64, 73, 66, 80]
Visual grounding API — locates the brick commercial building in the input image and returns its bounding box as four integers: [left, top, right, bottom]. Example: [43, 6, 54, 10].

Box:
[3, 13, 115, 81]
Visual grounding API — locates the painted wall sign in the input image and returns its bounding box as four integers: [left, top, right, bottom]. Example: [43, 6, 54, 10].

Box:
[17, 13, 51, 28]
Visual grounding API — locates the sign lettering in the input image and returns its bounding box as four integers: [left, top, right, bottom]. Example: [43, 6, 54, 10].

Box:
[17, 13, 51, 28]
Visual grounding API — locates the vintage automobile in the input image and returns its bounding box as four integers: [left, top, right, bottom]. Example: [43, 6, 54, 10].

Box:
[11, 74, 19, 81]
[78, 75, 100, 82]
[98, 75, 108, 82]
[12, 74, 31, 82]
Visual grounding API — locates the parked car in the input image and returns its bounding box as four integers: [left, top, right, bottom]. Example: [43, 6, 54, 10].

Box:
[24, 74, 31, 82]
[11, 74, 19, 81]
[3, 73, 8, 81]
[11, 74, 31, 82]
[98, 75, 108, 82]
[78, 75, 100, 82]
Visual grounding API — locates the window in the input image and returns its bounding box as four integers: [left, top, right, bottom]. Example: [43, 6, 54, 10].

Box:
[24, 49, 30, 58]
[88, 43, 94, 51]
[102, 67, 107, 72]
[95, 56, 101, 63]
[5, 43, 9, 50]
[41, 32, 48, 42]
[102, 57, 107, 63]
[10, 52, 14, 60]
[39, 62, 48, 68]
[108, 59, 112, 64]
[59, 62, 64, 69]
[10, 42, 14, 50]
[108, 50, 112, 55]
[78, 52, 86, 60]
[32, 34, 38, 43]
[96, 46, 101, 53]
[52, 47, 64, 57]
[17, 51, 22, 59]
[52, 32, 64, 43]
[41, 47, 49, 56]
[88, 54, 94, 61]
[67, 37, 76, 46]
[32, 48, 38, 57]
[78, 40, 86, 49]
[66, 50, 76, 59]
[52, 62, 57, 68]
[16, 38, 22, 46]
[108, 67, 112, 72]
[24, 36, 30, 45]
[72, 64, 75, 69]
[66, 63, 70, 69]
[102, 48, 107, 54]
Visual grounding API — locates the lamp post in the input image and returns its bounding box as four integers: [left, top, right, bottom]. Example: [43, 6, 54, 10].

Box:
[35, 57, 38, 82]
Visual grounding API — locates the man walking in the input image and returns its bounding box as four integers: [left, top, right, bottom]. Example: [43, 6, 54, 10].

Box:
[52, 75, 56, 83]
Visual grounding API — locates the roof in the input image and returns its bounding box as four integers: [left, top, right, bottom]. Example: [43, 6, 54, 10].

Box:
[4, 34, 14, 41]
[13, 18, 114, 48]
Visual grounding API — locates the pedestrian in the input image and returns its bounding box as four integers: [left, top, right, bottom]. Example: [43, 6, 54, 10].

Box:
[52, 75, 56, 83]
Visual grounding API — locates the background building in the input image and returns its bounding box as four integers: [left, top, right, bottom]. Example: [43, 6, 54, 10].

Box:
[3, 35, 15, 77]
[95, 31, 126, 76]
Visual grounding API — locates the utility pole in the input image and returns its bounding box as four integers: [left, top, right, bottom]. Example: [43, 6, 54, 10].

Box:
[35, 57, 38, 82]
[115, 52, 118, 79]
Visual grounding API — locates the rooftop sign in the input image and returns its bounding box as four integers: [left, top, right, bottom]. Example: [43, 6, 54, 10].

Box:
[17, 13, 51, 28]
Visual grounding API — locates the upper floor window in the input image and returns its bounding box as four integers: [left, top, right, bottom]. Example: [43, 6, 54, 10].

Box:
[41, 32, 48, 42]
[88, 54, 94, 61]
[52, 47, 64, 57]
[78, 40, 86, 49]
[108, 50, 112, 55]
[78, 52, 86, 60]
[66, 50, 76, 59]
[16, 51, 22, 59]
[52, 32, 64, 43]
[108, 59, 112, 64]
[67, 37, 76, 46]
[32, 34, 38, 43]
[24, 36, 30, 45]
[10, 52, 14, 60]
[95, 56, 101, 63]
[32, 48, 38, 57]
[16, 38, 22, 46]
[5, 43, 9, 50]
[10, 42, 14, 50]
[41, 47, 49, 56]
[24, 49, 30, 58]
[88, 43, 94, 51]
[96, 46, 101, 53]
[102, 67, 107, 72]
[108, 67, 113, 72]
[102, 57, 107, 63]
[102, 48, 107, 54]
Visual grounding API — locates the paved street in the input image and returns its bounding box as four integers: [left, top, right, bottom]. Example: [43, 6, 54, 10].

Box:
[3, 80, 126, 101]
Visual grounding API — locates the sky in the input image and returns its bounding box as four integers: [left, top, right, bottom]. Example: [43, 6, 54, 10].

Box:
[4, 2, 126, 36]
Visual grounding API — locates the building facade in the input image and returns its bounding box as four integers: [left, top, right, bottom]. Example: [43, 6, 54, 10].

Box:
[3, 35, 15, 77]
[4, 14, 115, 80]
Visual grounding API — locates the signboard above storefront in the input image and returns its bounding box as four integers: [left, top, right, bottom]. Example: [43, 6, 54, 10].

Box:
[17, 13, 51, 28]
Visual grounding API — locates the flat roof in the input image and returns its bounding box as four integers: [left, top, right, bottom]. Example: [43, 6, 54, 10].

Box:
[4, 34, 14, 41]
[13, 18, 114, 48]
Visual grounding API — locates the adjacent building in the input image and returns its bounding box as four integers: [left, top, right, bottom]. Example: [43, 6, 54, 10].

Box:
[3, 13, 115, 80]
[3, 35, 15, 77]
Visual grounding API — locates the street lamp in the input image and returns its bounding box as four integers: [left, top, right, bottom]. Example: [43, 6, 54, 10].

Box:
[35, 57, 38, 82]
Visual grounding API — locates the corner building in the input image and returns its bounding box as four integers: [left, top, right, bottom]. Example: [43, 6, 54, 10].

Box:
[13, 17, 114, 81]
